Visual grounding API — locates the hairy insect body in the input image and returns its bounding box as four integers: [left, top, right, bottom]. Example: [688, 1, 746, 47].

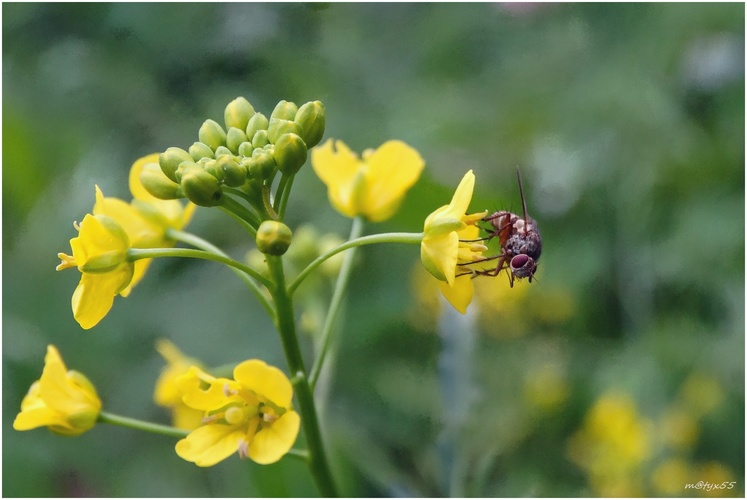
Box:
[487, 210, 542, 280]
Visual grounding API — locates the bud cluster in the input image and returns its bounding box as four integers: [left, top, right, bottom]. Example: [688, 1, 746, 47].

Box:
[143, 97, 326, 208]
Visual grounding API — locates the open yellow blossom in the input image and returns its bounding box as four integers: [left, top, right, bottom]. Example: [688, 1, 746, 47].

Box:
[175, 359, 300, 466]
[311, 139, 424, 222]
[57, 213, 134, 330]
[13, 345, 102, 436]
[421, 170, 487, 312]
[153, 340, 205, 431]
[95, 154, 196, 296]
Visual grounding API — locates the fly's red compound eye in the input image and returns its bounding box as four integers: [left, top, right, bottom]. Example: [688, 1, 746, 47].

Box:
[511, 254, 529, 269]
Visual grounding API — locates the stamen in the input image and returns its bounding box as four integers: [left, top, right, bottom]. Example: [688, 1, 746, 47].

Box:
[222, 383, 238, 397]
[56, 253, 77, 271]
[201, 414, 219, 424]
[73, 221, 81, 231]
[237, 438, 249, 460]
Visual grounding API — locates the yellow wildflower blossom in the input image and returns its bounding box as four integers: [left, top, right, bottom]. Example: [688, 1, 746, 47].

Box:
[13, 345, 101, 436]
[153, 340, 205, 431]
[311, 139, 424, 222]
[175, 359, 300, 466]
[57, 213, 134, 330]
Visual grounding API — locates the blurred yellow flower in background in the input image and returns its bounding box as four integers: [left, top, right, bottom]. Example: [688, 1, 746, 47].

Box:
[311, 139, 424, 222]
[175, 359, 300, 466]
[13, 345, 101, 436]
[153, 339, 205, 431]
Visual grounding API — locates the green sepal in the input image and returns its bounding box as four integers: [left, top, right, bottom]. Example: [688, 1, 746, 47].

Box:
[274, 133, 308, 175]
[139, 161, 182, 199]
[189, 142, 214, 162]
[181, 168, 224, 207]
[295, 100, 326, 148]
[224, 97, 255, 131]
[267, 118, 302, 144]
[270, 100, 299, 121]
[226, 127, 248, 154]
[256, 220, 293, 256]
[198, 119, 227, 151]
[245, 112, 269, 140]
[159, 147, 193, 182]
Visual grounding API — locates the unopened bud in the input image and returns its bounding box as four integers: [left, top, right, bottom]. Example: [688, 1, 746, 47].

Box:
[159, 147, 193, 182]
[270, 100, 299, 121]
[226, 127, 248, 154]
[198, 119, 227, 151]
[256, 220, 293, 256]
[215, 155, 247, 187]
[181, 169, 223, 207]
[175, 161, 202, 183]
[139, 162, 182, 199]
[295, 100, 326, 148]
[189, 142, 214, 161]
[252, 129, 270, 148]
[274, 133, 308, 175]
[245, 112, 269, 140]
[203, 159, 225, 182]
[224, 97, 255, 131]
[214, 145, 233, 157]
[238, 141, 254, 157]
[252, 149, 277, 178]
[267, 118, 302, 144]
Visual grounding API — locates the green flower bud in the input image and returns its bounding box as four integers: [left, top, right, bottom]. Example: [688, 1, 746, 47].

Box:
[226, 127, 248, 154]
[139, 162, 182, 199]
[274, 133, 308, 175]
[215, 155, 247, 187]
[252, 129, 270, 148]
[214, 145, 233, 157]
[198, 119, 227, 151]
[175, 161, 202, 183]
[267, 118, 302, 144]
[189, 142, 214, 161]
[242, 158, 262, 180]
[224, 97, 255, 131]
[245, 112, 269, 140]
[181, 168, 223, 207]
[203, 159, 225, 182]
[238, 141, 254, 157]
[256, 220, 293, 256]
[159, 147, 193, 182]
[295, 100, 326, 148]
[270, 100, 299, 121]
[252, 149, 277, 178]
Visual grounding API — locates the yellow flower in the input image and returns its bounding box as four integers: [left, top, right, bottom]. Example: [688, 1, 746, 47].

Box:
[175, 359, 300, 466]
[96, 154, 196, 296]
[311, 139, 424, 222]
[13, 345, 102, 436]
[57, 213, 134, 330]
[421, 170, 487, 312]
[153, 340, 205, 431]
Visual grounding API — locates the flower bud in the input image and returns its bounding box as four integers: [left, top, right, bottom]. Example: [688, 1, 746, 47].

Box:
[175, 161, 202, 183]
[252, 149, 277, 178]
[189, 142, 214, 161]
[203, 159, 225, 182]
[274, 133, 308, 175]
[267, 118, 302, 144]
[139, 161, 182, 199]
[215, 155, 247, 187]
[198, 119, 227, 151]
[270, 100, 299, 121]
[181, 168, 223, 207]
[245, 112, 269, 140]
[295, 100, 326, 148]
[238, 141, 254, 157]
[252, 129, 270, 148]
[214, 146, 233, 158]
[159, 147, 193, 182]
[226, 127, 248, 154]
[256, 220, 293, 256]
[224, 97, 255, 131]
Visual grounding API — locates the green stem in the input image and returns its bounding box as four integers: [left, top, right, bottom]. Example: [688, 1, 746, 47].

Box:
[262, 185, 280, 220]
[309, 217, 364, 390]
[276, 174, 295, 220]
[289, 231, 424, 295]
[219, 206, 258, 237]
[127, 247, 273, 289]
[166, 229, 275, 320]
[265, 255, 338, 497]
[98, 411, 189, 438]
[221, 195, 261, 228]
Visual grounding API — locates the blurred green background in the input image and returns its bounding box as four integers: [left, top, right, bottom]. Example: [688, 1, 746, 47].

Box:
[3, 3, 744, 497]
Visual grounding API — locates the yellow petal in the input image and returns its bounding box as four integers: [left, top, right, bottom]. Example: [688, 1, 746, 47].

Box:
[181, 374, 241, 412]
[119, 259, 152, 298]
[175, 424, 245, 467]
[129, 154, 162, 203]
[248, 411, 301, 464]
[421, 232, 458, 285]
[360, 140, 424, 222]
[438, 274, 475, 314]
[72, 267, 133, 330]
[70, 214, 129, 268]
[233, 360, 293, 408]
[94, 187, 163, 249]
